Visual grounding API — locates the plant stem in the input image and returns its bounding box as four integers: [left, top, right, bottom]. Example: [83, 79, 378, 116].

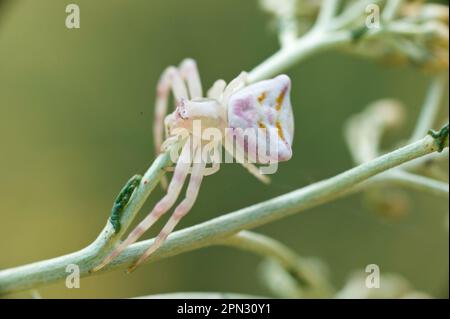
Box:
[401, 148, 448, 172]
[314, 0, 341, 30]
[247, 30, 352, 83]
[345, 99, 404, 164]
[344, 97, 448, 198]
[382, 0, 403, 21]
[331, 0, 384, 30]
[0, 134, 444, 295]
[219, 231, 300, 276]
[369, 170, 449, 198]
[91, 150, 174, 260]
[410, 74, 448, 143]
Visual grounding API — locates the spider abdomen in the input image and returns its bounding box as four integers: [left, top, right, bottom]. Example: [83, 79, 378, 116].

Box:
[227, 74, 294, 162]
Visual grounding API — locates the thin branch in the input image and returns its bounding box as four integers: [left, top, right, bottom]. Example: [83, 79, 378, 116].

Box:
[345, 97, 448, 198]
[331, 0, 384, 31]
[89, 149, 176, 261]
[0, 133, 445, 295]
[369, 170, 449, 198]
[277, 0, 300, 48]
[247, 30, 352, 83]
[220, 231, 301, 276]
[314, 0, 341, 30]
[400, 148, 448, 172]
[345, 99, 404, 164]
[410, 74, 448, 143]
[247, 0, 390, 83]
[279, 19, 299, 48]
[382, 0, 403, 21]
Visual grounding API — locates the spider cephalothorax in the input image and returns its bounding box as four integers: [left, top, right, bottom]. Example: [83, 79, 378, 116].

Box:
[94, 59, 294, 272]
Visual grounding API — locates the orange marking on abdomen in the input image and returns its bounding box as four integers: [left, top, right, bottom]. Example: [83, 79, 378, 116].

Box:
[275, 87, 287, 111]
[276, 121, 286, 142]
[257, 92, 267, 104]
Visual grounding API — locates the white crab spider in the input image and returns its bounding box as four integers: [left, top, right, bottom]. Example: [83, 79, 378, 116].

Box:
[95, 59, 294, 272]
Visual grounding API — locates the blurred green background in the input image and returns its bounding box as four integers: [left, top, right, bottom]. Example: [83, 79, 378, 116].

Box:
[0, 0, 448, 298]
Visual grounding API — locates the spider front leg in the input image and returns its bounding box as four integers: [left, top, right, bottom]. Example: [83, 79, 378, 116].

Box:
[154, 59, 203, 188]
[154, 66, 189, 155]
[128, 145, 206, 272]
[208, 79, 226, 99]
[92, 141, 193, 272]
[179, 58, 203, 99]
[154, 66, 190, 189]
[154, 59, 203, 154]
[223, 71, 248, 102]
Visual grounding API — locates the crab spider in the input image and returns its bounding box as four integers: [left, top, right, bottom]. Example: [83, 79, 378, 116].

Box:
[93, 59, 294, 273]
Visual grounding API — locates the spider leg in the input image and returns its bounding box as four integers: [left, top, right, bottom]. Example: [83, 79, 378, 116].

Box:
[164, 159, 219, 176]
[154, 66, 189, 155]
[241, 162, 270, 184]
[202, 141, 222, 176]
[128, 147, 206, 272]
[223, 72, 247, 102]
[223, 132, 271, 184]
[154, 66, 189, 189]
[179, 60, 223, 120]
[207, 77, 268, 182]
[204, 72, 270, 183]
[203, 162, 220, 176]
[207, 79, 226, 99]
[179, 58, 203, 99]
[92, 142, 194, 272]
